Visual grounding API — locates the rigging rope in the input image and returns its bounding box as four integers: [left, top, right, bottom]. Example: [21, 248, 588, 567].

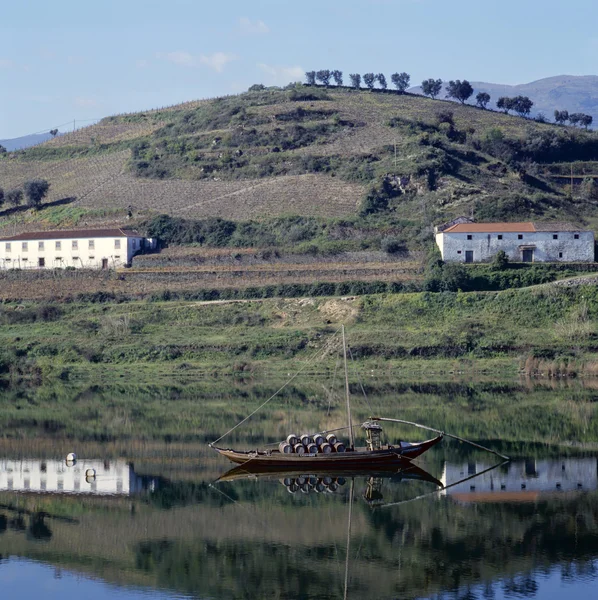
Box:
[209, 328, 342, 446]
[347, 346, 375, 416]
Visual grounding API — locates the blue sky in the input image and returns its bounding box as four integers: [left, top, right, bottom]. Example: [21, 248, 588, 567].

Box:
[1, 0, 597, 139]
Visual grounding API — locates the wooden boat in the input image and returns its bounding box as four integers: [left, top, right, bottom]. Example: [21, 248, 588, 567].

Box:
[212, 434, 443, 467]
[211, 326, 443, 468]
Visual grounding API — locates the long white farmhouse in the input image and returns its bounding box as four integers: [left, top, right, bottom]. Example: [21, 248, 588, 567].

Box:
[435, 221, 595, 263]
[0, 228, 153, 270]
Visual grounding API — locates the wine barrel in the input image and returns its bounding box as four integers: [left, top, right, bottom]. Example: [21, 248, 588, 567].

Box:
[300, 483, 311, 494]
[282, 477, 293, 486]
[333, 442, 346, 453]
[322, 476, 333, 485]
[294, 444, 306, 455]
[286, 434, 299, 446]
[300, 434, 311, 446]
[315, 482, 326, 493]
[313, 434, 325, 446]
[319, 443, 332, 454]
[308, 476, 317, 486]
[326, 433, 337, 445]
[337, 477, 347, 486]
[306, 443, 318, 455]
[296, 476, 307, 486]
[287, 483, 299, 494]
[279, 442, 293, 454]
[329, 482, 339, 492]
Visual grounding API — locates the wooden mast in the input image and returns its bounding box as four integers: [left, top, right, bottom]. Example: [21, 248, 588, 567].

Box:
[342, 325, 354, 449]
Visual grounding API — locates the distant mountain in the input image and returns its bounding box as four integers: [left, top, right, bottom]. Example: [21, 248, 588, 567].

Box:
[0, 132, 62, 151]
[410, 75, 598, 126]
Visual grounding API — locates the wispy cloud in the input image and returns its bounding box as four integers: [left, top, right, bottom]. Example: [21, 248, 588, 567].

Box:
[0, 58, 14, 69]
[136, 59, 150, 69]
[74, 96, 99, 108]
[158, 51, 236, 72]
[257, 63, 304, 84]
[238, 17, 269, 35]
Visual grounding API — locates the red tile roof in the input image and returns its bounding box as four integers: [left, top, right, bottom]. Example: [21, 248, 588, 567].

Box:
[0, 228, 143, 242]
[443, 222, 535, 233]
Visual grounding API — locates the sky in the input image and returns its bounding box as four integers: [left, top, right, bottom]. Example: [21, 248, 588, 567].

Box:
[1, 0, 597, 139]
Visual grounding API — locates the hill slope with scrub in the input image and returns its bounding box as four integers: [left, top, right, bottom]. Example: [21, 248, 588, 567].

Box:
[2, 84, 598, 250]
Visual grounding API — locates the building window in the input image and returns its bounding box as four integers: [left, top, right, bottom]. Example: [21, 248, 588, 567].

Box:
[73, 257, 79, 262]
[518, 234, 523, 240]
[574, 234, 579, 239]
[22, 242, 28, 252]
[38, 258, 45, 267]
[89, 256, 95, 260]
[553, 234, 558, 240]
[497, 235, 503, 240]
[55, 241, 61, 250]
[38, 241, 44, 251]
[5, 243, 10, 252]
[72, 240, 78, 250]
[114, 239, 121, 249]
[467, 235, 472, 240]
[114, 255, 121, 260]
[457, 250, 462, 254]
[559, 252, 563, 258]
[89, 240, 95, 249]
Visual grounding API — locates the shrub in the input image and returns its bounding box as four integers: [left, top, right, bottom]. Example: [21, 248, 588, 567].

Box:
[381, 236, 407, 254]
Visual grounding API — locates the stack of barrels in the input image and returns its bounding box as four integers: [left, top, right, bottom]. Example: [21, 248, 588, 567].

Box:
[278, 433, 346, 455]
[282, 475, 347, 494]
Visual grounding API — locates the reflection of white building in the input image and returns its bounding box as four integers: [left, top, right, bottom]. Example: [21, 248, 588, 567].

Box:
[0, 459, 152, 496]
[441, 458, 598, 503]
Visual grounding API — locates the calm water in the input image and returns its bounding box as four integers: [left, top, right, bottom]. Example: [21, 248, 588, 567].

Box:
[0, 380, 598, 599]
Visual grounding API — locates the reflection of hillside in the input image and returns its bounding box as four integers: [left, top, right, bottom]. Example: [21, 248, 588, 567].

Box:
[0, 459, 597, 599]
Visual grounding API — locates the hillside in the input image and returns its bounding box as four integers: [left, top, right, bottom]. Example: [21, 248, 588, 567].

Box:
[2, 84, 598, 250]
[410, 75, 598, 126]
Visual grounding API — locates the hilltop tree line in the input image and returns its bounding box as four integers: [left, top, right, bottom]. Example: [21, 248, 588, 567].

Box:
[304, 71, 594, 128]
[0, 179, 50, 211]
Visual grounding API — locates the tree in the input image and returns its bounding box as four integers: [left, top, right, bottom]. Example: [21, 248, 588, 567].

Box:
[0, 144, 6, 154]
[376, 73, 387, 90]
[316, 70, 332, 86]
[0, 187, 4, 208]
[491, 250, 509, 270]
[421, 78, 443, 99]
[476, 92, 491, 109]
[554, 110, 569, 125]
[580, 114, 593, 129]
[332, 70, 343, 86]
[23, 179, 50, 209]
[305, 71, 316, 85]
[581, 177, 598, 201]
[445, 80, 473, 104]
[568, 113, 583, 127]
[512, 95, 533, 117]
[391, 72, 410, 93]
[49, 129, 58, 137]
[497, 96, 515, 114]
[349, 73, 361, 89]
[363, 73, 376, 90]
[6, 189, 23, 207]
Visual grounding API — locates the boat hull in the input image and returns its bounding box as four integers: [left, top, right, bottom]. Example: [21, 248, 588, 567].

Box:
[212, 435, 443, 468]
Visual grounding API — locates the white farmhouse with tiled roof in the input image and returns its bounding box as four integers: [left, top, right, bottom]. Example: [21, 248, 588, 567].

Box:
[0, 228, 155, 270]
[435, 221, 594, 263]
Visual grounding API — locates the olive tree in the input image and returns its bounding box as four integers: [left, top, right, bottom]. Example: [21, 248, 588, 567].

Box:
[363, 73, 376, 90]
[445, 80, 473, 104]
[349, 73, 361, 89]
[476, 92, 491, 109]
[421, 78, 443, 99]
[24, 179, 50, 209]
[391, 72, 410, 92]
[332, 70, 343, 86]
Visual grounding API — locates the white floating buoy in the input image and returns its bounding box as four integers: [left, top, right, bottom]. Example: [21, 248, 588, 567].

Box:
[85, 468, 96, 478]
[66, 453, 77, 462]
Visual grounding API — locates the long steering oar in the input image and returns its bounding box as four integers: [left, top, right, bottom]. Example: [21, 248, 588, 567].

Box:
[372, 417, 510, 461]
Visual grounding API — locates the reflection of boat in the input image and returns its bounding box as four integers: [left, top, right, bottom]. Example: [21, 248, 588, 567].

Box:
[0, 458, 158, 497]
[217, 461, 444, 488]
[212, 326, 443, 467]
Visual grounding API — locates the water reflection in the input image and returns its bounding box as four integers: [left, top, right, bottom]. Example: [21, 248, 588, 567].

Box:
[0, 449, 595, 599]
[0, 459, 158, 496]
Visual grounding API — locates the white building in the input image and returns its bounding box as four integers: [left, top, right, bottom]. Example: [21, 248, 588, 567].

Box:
[435, 221, 595, 263]
[0, 228, 153, 270]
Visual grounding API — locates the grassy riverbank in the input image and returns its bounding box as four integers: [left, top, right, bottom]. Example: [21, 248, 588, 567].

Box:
[2, 283, 598, 381]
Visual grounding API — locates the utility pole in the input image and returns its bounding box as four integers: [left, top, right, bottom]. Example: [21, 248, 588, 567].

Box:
[73, 119, 76, 133]
[394, 140, 397, 169]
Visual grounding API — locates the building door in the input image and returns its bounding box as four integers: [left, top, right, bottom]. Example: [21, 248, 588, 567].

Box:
[101, 258, 108, 269]
[522, 249, 534, 263]
[38, 258, 45, 268]
[465, 250, 474, 263]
